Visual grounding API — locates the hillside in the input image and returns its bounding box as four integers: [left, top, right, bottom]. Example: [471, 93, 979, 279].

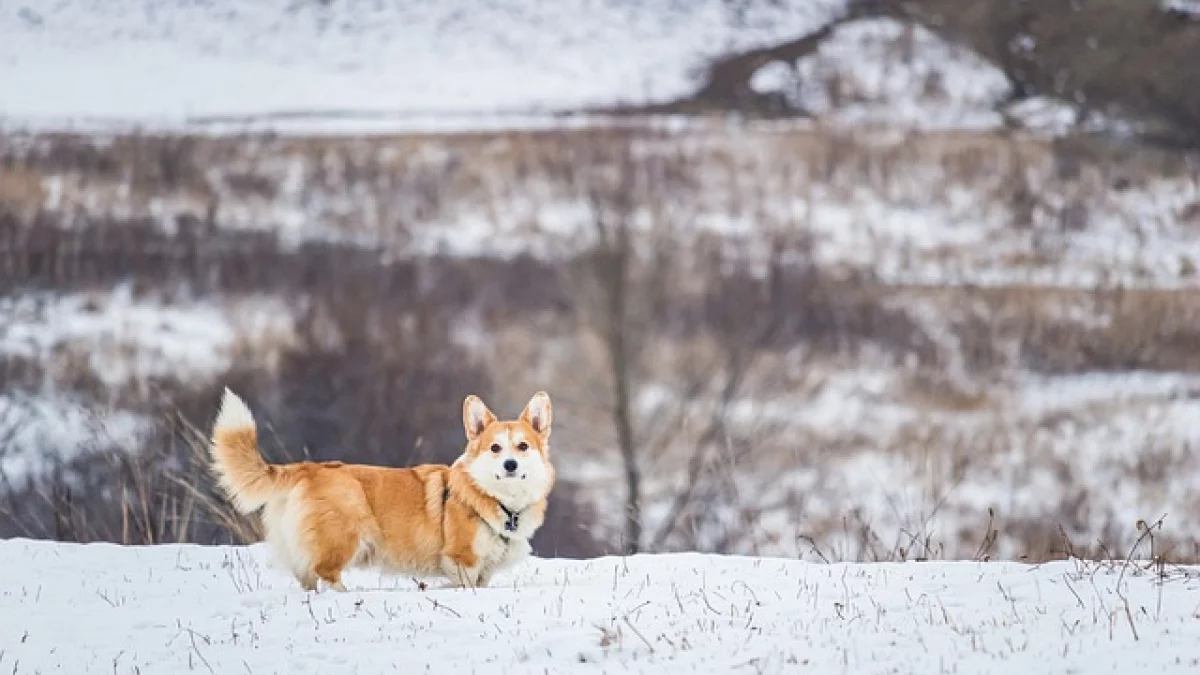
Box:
[0, 0, 845, 128]
[3, 2, 1200, 565]
[3, 125, 1200, 561]
[0, 539, 1196, 674]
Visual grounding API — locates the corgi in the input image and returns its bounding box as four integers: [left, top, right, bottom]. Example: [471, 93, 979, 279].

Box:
[208, 388, 555, 591]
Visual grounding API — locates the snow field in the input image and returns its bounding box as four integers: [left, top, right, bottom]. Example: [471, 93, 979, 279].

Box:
[0, 0, 847, 127]
[0, 539, 1197, 674]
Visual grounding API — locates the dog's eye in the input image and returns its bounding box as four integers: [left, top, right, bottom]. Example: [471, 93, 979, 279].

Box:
[490, 443, 502, 453]
[517, 442, 529, 451]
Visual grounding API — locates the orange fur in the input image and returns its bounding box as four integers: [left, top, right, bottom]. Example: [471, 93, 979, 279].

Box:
[209, 388, 555, 591]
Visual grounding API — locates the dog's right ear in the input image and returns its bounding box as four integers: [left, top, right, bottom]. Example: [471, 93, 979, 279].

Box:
[463, 395, 497, 441]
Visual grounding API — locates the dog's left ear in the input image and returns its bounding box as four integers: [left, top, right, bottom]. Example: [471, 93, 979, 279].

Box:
[520, 391, 552, 439]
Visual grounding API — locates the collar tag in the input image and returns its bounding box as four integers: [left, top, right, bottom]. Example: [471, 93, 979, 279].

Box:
[500, 505, 520, 533]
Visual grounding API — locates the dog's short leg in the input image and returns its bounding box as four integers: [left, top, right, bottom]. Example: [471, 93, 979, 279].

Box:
[322, 578, 348, 593]
[441, 558, 484, 589]
[313, 559, 350, 593]
[296, 570, 319, 592]
[304, 511, 362, 593]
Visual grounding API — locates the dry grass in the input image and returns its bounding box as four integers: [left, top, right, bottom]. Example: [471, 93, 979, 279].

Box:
[4, 123, 1192, 219]
[0, 166, 44, 211]
[1, 125, 1198, 562]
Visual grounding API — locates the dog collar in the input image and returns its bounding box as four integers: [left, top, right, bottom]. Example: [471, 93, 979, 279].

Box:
[498, 502, 521, 534]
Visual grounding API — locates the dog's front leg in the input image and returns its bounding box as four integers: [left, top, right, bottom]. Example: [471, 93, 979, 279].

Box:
[474, 566, 498, 588]
[493, 538, 531, 576]
[440, 557, 485, 589]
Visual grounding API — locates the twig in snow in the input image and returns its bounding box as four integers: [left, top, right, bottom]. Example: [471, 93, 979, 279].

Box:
[796, 535, 831, 564]
[625, 600, 651, 619]
[622, 616, 655, 653]
[972, 508, 998, 561]
[301, 596, 319, 629]
[1119, 596, 1139, 642]
[186, 629, 216, 675]
[1061, 574, 1085, 609]
[698, 586, 725, 616]
[1117, 514, 1165, 589]
[426, 597, 462, 618]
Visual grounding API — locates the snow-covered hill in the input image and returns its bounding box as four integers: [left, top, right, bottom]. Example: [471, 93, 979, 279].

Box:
[0, 0, 846, 128]
[0, 539, 1196, 674]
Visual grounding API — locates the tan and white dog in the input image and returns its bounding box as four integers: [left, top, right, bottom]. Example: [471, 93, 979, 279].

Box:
[209, 388, 555, 591]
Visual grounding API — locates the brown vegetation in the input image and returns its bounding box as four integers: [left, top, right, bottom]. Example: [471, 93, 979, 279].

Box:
[1, 125, 1198, 564]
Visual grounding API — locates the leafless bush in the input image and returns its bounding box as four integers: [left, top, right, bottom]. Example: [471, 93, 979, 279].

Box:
[3, 127, 1197, 563]
[0, 229, 604, 555]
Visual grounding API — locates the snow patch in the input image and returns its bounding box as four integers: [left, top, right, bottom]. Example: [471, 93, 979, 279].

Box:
[0, 539, 1196, 674]
[0, 395, 146, 481]
[753, 18, 1012, 130]
[1163, 0, 1200, 17]
[0, 285, 294, 390]
[0, 0, 848, 127]
[1003, 97, 1080, 135]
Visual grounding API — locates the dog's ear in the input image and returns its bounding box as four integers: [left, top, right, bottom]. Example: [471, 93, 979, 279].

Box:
[520, 391, 552, 439]
[463, 395, 497, 441]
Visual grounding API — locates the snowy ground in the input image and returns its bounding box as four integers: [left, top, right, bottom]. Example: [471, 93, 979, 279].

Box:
[0, 539, 1197, 674]
[0, 2, 1077, 135]
[0, 0, 846, 129]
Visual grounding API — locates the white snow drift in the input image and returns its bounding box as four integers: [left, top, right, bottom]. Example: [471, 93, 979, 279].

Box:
[0, 539, 1196, 674]
[0, 0, 846, 128]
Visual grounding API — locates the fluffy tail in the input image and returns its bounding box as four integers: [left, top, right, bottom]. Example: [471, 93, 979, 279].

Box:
[210, 388, 280, 513]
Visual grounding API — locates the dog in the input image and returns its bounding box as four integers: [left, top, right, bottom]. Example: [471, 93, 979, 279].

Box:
[208, 388, 555, 591]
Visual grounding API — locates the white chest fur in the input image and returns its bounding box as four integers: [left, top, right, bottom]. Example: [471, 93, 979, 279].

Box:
[472, 522, 531, 582]
[470, 504, 542, 578]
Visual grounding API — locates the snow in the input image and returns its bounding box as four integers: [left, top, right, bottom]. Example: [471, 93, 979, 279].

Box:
[1003, 97, 1080, 135]
[0, 395, 146, 481]
[749, 61, 796, 96]
[152, 113, 703, 139]
[1163, 0, 1200, 17]
[0, 539, 1196, 674]
[0, 285, 294, 390]
[754, 18, 1012, 130]
[0, 0, 847, 129]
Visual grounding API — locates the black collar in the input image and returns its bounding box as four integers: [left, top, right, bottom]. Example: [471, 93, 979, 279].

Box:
[442, 486, 523, 542]
[498, 502, 521, 534]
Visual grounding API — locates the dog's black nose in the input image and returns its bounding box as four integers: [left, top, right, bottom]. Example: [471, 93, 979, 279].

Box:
[503, 459, 518, 473]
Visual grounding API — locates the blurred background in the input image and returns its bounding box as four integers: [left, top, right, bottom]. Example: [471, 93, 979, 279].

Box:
[1, 0, 1199, 563]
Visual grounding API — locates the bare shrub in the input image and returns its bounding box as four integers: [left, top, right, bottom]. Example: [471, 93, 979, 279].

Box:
[0, 225, 605, 556]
